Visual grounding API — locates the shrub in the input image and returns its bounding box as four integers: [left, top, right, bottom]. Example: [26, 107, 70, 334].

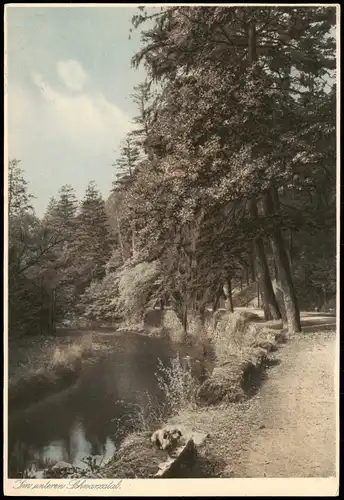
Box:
[79, 272, 121, 323]
[161, 310, 186, 343]
[117, 261, 161, 322]
[110, 353, 199, 442]
[155, 352, 198, 415]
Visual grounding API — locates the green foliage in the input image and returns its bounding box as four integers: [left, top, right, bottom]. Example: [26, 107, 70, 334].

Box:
[79, 272, 121, 323]
[73, 181, 113, 286]
[124, 5, 336, 322]
[8, 167, 115, 335]
[113, 135, 141, 190]
[117, 261, 161, 321]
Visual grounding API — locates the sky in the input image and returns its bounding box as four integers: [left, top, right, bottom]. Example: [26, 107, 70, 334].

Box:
[6, 5, 153, 215]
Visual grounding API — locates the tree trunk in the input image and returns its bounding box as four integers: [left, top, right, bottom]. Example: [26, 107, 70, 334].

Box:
[249, 243, 256, 282]
[249, 197, 281, 320]
[47, 289, 55, 336]
[274, 259, 279, 281]
[213, 285, 223, 312]
[223, 278, 234, 313]
[198, 303, 206, 327]
[247, 20, 281, 321]
[51, 289, 56, 335]
[288, 229, 293, 271]
[40, 280, 46, 335]
[263, 188, 301, 333]
[322, 285, 327, 311]
[182, 307, 188, 338]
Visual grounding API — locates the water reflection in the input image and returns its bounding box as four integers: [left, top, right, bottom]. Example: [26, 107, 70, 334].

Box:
[39, 418, 117, 469]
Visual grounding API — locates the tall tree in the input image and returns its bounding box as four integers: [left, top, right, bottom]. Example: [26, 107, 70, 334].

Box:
[74, 181, 113, 290]
[130, 5, 336, 332]
[113, 135, 141, 189]
[130, 81, 155, 159]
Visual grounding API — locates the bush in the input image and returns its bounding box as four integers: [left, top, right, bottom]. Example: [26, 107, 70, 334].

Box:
[117, 261, 161, 322]
[161, 310, 187, 343]
[155, 353, 198, 415]
[80, 272, 121, 323]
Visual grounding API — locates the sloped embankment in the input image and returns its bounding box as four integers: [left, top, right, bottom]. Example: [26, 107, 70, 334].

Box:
[103, 310, 287, 478]
[196, 310, 286, 406]
[8, 334, 107, 413]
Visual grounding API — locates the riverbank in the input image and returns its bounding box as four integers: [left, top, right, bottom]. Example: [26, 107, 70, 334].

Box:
[101, 311, 336, 478]
[8, 332, 109, 414]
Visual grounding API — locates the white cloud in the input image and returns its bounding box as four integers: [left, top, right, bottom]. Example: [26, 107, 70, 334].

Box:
[30, 69, 134, 148]
[57, 59, 88, 92]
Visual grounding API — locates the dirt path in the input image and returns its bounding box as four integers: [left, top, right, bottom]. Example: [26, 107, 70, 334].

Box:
[169, 316, 337, 479]
[232, 329, 337, 478]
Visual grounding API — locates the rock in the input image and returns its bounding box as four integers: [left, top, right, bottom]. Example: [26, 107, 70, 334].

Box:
[238, 311, 262, 322]
[254, 340, 277, 352]
[275, 332, 288, 344]
[29, 470, 45, 479]
[52, 461, 74, 471]
[155, 438, 195, 478]
[151, 424, 209, 451]
[151, 426, 183, 451]
[103, 425, 208, 479]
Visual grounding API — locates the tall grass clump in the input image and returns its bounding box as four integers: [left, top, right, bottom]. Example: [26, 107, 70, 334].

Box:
[155, 352, 198, 415]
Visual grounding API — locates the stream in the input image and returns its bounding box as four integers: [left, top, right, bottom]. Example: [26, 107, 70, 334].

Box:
[8, 330, 201, 477]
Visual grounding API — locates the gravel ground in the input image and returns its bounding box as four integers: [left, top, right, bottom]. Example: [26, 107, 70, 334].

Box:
[230, 329, 337, 478]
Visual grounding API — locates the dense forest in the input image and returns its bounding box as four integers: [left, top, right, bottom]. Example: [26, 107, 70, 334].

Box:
[8, 6, 336, 339]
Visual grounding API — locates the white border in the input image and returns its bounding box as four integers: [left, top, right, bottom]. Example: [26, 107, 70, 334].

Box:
[3, 3, 340, 497]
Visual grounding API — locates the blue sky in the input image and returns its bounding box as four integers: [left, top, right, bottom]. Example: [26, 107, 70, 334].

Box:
[6, 5, 154, 215]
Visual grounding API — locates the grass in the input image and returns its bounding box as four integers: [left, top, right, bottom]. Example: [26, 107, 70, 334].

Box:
[114, 351, 199, 438]
[155, 352, 199, 414]
[8, 332, 108, 412]
[193, 311, 282, 406]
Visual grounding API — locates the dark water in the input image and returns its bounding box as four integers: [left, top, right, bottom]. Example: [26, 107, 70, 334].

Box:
[8, 331, 200, 477]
